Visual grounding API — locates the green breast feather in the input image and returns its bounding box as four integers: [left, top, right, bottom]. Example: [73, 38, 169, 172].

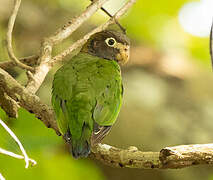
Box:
[52, 52, 123, 158]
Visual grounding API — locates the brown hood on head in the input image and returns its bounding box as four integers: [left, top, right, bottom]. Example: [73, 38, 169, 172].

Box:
[81, 30, 130, 64]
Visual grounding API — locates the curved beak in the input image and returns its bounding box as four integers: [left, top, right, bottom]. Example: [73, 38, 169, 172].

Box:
[115, 43, 130, 65]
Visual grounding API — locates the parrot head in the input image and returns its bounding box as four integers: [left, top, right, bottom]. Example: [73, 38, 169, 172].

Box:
[81, 30, 130, 64]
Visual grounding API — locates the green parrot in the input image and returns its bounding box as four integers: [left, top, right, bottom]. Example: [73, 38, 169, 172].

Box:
[52, 30, 130, 158]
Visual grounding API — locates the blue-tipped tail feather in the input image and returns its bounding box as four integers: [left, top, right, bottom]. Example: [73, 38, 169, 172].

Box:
[64, 125, 91, 159]
[71, 140, 90, 159]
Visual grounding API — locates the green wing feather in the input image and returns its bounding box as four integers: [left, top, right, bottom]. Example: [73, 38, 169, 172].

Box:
[92, 59, 122, 126]
[52, 52, 122, 158]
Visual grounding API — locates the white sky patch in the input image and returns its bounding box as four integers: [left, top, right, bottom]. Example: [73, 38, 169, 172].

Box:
[178, 0, 213, 37]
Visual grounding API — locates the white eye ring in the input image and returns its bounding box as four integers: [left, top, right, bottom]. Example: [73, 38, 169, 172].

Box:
[105, 37, 117, 47]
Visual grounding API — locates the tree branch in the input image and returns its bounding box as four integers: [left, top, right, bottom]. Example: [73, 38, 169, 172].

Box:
[6, 0, 34, 71]
[0, 68, 60, 135]
[2, 0, 213, 171]
[91, 143, 213, 169]
[91, 144, 160, 168]
[1, 65, 213, 169]
[25, 0, 136, 93]
[25, 0, 109, 93]
[50, 0, 137, 66]
[11, 0, 213, 170]
[159, 144, 213, 168]
[48, 0, 109, 45]
[1, 0, 136, 135]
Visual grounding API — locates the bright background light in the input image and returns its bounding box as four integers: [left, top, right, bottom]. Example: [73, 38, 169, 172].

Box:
[178, 0, 213, 37]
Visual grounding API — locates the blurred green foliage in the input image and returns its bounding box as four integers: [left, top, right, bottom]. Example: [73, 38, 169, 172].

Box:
[0, 108, 104, 180]
[121, 0, 210, 66]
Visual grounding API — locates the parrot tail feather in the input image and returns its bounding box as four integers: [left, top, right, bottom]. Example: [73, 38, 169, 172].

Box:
[64, 123, 91, 159]
[71, 140, 90, 159]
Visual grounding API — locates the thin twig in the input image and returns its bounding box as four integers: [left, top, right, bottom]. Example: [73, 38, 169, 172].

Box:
[90, 0, 126, 33]
[0, 118, 36, 168]
[0, 147, 36, 166]
[49, 0, 109, 45]
[113, 0, 135, 19]
[0, 147, 25, 159]
[50, 0, 136, 65]
[210, 19, 213, 70]
[6, 0, 34, 71]
[0, 55, 39, 70]
[50, 20, 114, 65]
[0, 173, 5, 180]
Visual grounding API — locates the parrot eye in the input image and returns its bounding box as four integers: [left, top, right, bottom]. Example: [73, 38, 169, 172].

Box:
[105, 37, 117, 47]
